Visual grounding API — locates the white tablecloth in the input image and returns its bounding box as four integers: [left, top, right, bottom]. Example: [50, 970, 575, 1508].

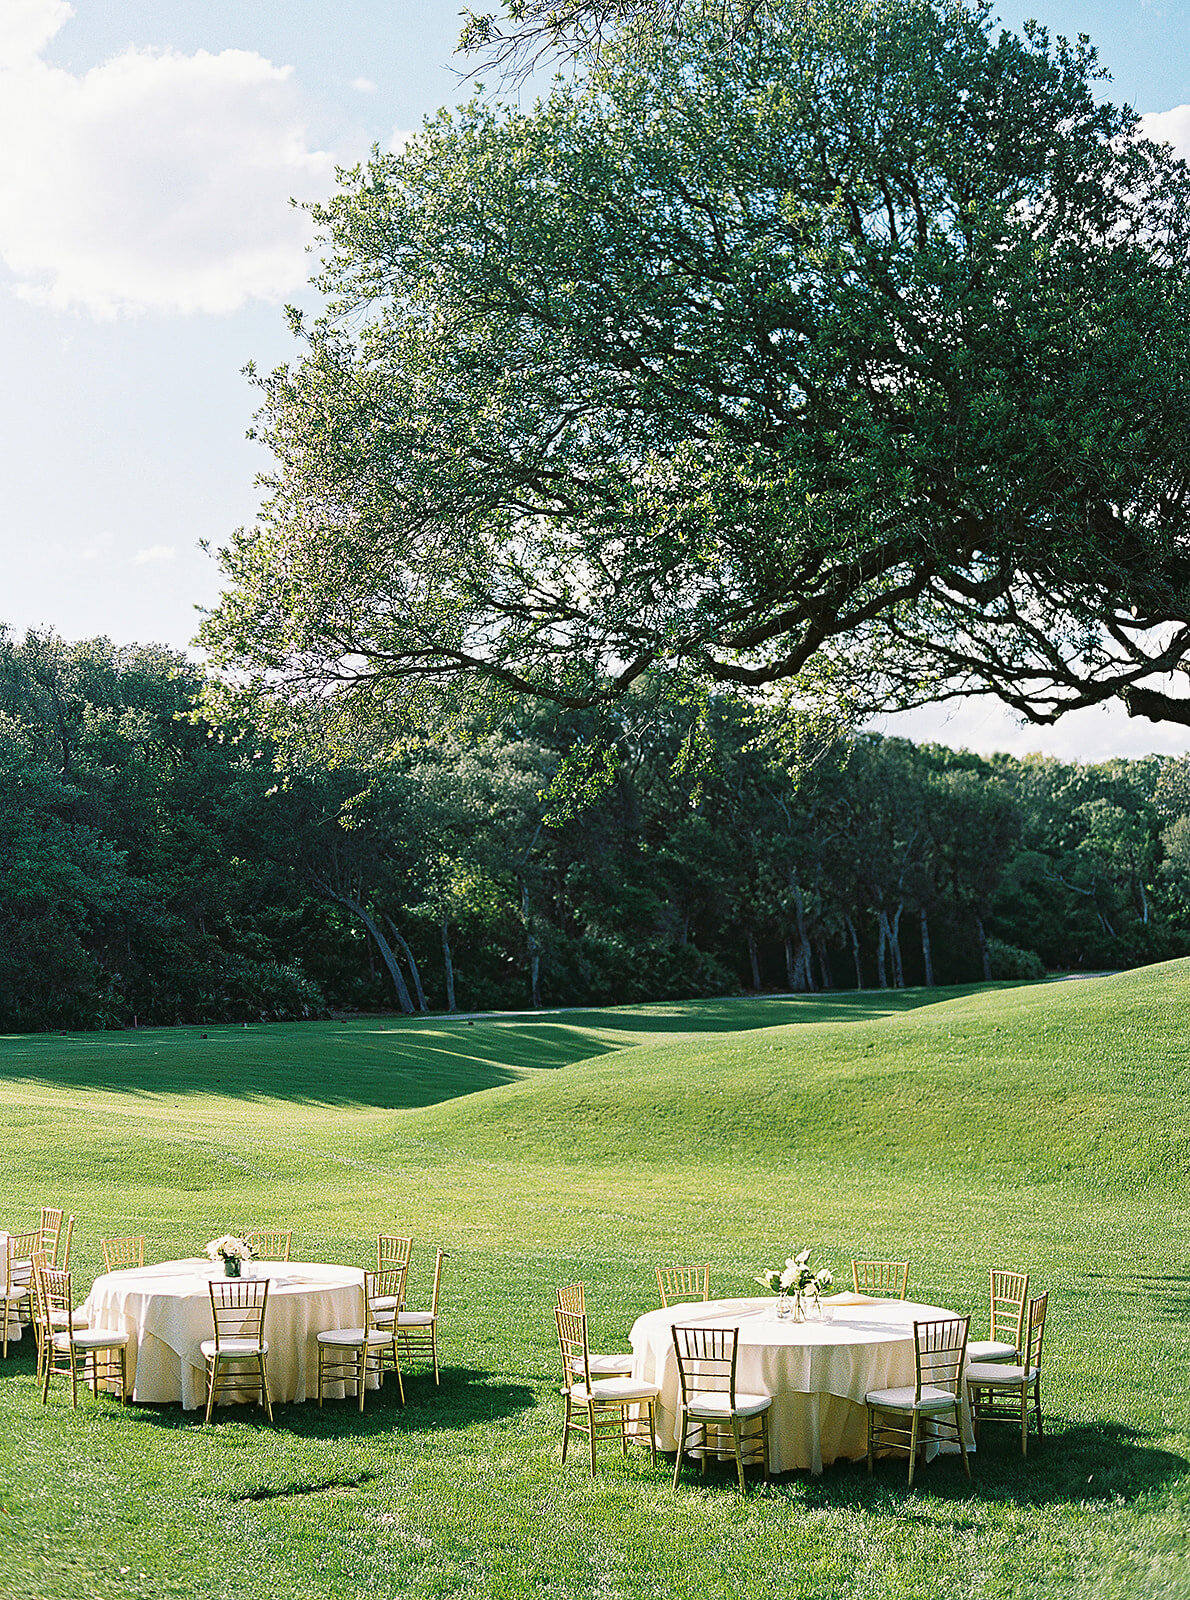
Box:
[630, 1296, 974, 1474]
[79, 1260, 368, 1408]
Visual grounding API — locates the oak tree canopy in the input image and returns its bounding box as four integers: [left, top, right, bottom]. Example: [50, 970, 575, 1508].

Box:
[201, 0, 1190, 738]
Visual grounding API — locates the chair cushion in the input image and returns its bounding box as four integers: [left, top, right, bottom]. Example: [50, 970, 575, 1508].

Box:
[316, 1327, 392, 1347]
[967, 1340, 1018, 1363]
[570, 1377, 660, 1403]
[865, 1384, 960, 1411]
[48, 1309, 90, 1328]
[369, 1295, 402, 1312]
[683, 1390, 773, 1420]
[966, 1361, 1037, 1385]
[200, 1338, 268, 1357]
[52, 1327, 130, 1351]
[398, 1311, 438, 1329]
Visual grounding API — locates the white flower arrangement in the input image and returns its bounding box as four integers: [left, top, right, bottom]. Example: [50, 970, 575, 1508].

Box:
[756, 1249, 834, 1302]
[205, 1234, 255, 1264]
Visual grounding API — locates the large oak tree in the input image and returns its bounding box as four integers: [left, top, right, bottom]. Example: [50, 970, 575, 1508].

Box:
[201, 0, 1190, 738]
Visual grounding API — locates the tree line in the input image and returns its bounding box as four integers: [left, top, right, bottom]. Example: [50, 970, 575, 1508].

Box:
[5, 628, 1189, 1032]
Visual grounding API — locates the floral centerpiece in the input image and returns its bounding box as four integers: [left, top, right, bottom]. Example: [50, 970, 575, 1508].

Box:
[205, 1235, 255, 1278]
[756, 1249, 834, 1320]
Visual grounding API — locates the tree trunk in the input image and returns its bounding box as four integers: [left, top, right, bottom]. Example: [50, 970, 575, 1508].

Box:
[317, 883, 414, 1014]
[784, 935, 796, 990]
[814, 932, 832, 991]
[384, 916, 428, 1012]
[745, 928, 762, 991]
[975, 913, 991, 981]
[520, 877, 542, 1008]
[788, 873, 816, 992]
[920, 907, 935, 988]
[845, 915, 863, 990]
[890, 902, 905, 988]
[441, 913, 456, 1013]
[875, 912, 889, 989]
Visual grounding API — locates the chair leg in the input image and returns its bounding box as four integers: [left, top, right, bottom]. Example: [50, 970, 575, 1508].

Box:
[731, 1416, 746, 1493]
[431, 1326, 439, 1385]
[357, 1344, 367, 1412]
[673, 1411, 686, 1489]
[587, 1402, 598, 1477]
[761, 1411, 770, 1481]
[866, 1404, 874, 1473]
[390, 1338, 405, 1405]
[205, 1359, 217, 1423]
[956, 1403, 971, 1479]
[907, 1410, 920, 1487]
[260, 1354, 273, 1422]
[1034, 1379, 1043, 1439]
[646, 1399, 657, 1466]
[69, 1347, 79, 1409]
[561, 1393, 572, 1463]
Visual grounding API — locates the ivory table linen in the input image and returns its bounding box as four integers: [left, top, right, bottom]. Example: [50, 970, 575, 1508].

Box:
[79, 1260, 368, 1409]
[630, 1296, 974, 1475]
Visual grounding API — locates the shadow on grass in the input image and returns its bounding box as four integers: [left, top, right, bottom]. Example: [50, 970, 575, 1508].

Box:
[771, 1420, 1188, 1510]
[91, 1365, 535, 1451]
[0, 984, 1006, 1112]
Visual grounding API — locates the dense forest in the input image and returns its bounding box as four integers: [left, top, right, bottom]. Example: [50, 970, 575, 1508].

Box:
[2, 627, 1188, 1032]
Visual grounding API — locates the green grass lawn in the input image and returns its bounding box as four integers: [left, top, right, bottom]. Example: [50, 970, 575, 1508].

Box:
[1, 971, 1188, 1599]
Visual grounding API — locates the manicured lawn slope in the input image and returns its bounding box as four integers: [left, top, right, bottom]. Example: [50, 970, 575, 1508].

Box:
[0, 970, 1187, 1599]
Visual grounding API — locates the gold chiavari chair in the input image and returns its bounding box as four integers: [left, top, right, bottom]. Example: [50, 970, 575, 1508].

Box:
[317, 1268, 404, 1410]
[9, 1228, 40, 1328]
[656, 1265, 711, 1308]
[393, 1250, 448, 1385]
[378, 1234, 413, 1273]
[1, 1235, 28, 1359]
[866, 1315, 971, 1487]
[967, 1292, 1049, 1455]
[556, 1283, 632, 1377]
[39, 1208, 64, 1266]
[851, 1259, 910, 1299]
[671, 1324, 773, 1493]
[243, 1229, 292, 1263]
[101, 1236, 146, 1272]
[57, 1215, 74, 1271]
[39, 1265, 129, 1408]
[968, 1269, 1029, 1363]
[555, 1305, 659, 1476]
[202, 1279, 273, 1423]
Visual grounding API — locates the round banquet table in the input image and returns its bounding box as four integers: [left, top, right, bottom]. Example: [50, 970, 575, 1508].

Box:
[629, 1295, 974, 1475]
[78, 1260, 369, 1409]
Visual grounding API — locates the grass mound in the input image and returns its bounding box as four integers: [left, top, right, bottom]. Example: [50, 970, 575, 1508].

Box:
[0, 969, 1187, 1600]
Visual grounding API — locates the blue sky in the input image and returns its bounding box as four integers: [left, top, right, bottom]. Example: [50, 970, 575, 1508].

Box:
[2, 0, 1189, 762]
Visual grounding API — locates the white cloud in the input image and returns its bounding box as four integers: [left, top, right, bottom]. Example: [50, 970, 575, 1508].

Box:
[350, 76, 377, 93]
[0, 0, 337, 316]
[133, 544, 177, 565]
[1140, 105, 1190, 159]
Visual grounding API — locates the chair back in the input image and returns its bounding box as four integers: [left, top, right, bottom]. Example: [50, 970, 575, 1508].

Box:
[913, 1316, 969, 1401]
[852, 1259, 910, 1298]
[39, 1264, 75, 1338]
[39, 1208, 64, 1266]
[10, 1228, 38, 1267]
[243, 1230, 292, 1263]
[556, 1282, 585, 1316]
[555, 1305, 592, 1388]
[428, 1249, 447, 1315]
[378, 1234, 413, 1273]
[102, 1236, 146, 1272]
[657, 1266, 710, 1307]
[671, 1324, 740, 1408]
[989, 1269, 1029, 1348]
[366, 1266, 406, 1331]
[1023, 1292, 1048, 1376]
[208, 1278, 269, 1349]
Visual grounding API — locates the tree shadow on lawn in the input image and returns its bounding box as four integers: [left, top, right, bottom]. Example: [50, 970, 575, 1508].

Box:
[106, 1365, 533, 1448]
[786, 1420, 1187, 1511]
[0, 985, 1006, 1111]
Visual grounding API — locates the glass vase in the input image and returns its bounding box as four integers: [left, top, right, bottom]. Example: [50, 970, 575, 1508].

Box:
[223, 1256, 242, 1278]
[790, 1292, 806, 1323]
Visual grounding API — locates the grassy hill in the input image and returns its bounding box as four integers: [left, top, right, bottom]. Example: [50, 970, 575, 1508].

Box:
[0, 970, 1187, 1600]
